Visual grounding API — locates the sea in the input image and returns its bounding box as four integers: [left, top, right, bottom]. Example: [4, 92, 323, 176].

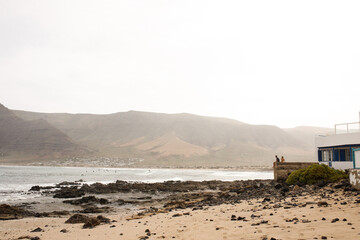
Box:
[0, 165, 273, 203]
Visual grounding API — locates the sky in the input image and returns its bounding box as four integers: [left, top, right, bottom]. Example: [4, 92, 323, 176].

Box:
[0, 0, 359, 128]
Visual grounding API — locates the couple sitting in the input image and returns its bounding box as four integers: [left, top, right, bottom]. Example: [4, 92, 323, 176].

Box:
[275, 155, 285, 163]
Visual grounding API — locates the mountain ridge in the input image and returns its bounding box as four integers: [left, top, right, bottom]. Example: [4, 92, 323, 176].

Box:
[5, 106, 333, 167]
[0, 104, 88, 162]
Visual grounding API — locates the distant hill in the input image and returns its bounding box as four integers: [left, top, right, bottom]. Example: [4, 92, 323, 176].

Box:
[8, 107, 332, 168]
[0, 103, 87, 163]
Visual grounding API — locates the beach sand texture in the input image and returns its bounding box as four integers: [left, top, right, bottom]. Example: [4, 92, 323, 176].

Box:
[1, 186, 359, 240]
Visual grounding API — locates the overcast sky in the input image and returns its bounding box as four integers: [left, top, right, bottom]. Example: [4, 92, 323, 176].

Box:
[1, 0, 359, 128]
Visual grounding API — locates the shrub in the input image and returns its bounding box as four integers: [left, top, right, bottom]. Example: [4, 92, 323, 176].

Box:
[285, 164, 348, 185]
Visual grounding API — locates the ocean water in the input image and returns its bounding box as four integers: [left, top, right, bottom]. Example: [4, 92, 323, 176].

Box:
[0, 165, 273, 203]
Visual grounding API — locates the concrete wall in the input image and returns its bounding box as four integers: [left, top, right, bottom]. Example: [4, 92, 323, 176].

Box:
[349, 169, 360, 190]
[315, 132, 360, 148]
[274, 162, 317, 182]
[320, 161, 354, 170]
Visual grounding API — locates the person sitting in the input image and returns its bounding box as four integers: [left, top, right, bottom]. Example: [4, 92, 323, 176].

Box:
[281, 156, 285, 162]
[275, 155, 280, 163]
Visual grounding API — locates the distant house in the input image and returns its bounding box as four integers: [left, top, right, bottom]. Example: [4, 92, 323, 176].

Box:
[315, 120, 360, 170]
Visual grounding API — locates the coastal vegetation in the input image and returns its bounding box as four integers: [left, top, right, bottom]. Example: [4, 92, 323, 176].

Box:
[286, 164, 348, 185]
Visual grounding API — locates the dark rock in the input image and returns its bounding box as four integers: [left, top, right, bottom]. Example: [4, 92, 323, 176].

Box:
[60, 229, 67, 233]
[65, 214, 91, 224]
[316, 180, 327, 188]
[30, 227, 44, 232]
[83, 218, 100, 229]
[53, 187, 85, 199]
[331, 218, 339, 223]
[317, 201, 328, 207]
[0, 204, 34, 220]
[99, 198, 109, 204]
[80, 206, 111, 214]
[29, 186, 41, 191]
[63, 196, 99, 205]
[281, 186, 289, 193]
[172, 213, 182, 217]
[96, 215, 110, 224]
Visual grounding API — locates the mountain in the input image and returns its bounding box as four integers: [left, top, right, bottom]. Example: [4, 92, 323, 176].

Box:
[9, 107, 332, 168]
[0, 103, 87, 163]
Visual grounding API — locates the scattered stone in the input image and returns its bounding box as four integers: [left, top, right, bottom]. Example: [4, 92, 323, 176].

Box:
[18, 236, 32, 239]
[317, 201, 328, 207]
[331, 218, 339, 223]
[65, 214, 91, 224]
[60, 229, 68, 233]
[30, 227, 43, 232]
[172, 213, 182, 217]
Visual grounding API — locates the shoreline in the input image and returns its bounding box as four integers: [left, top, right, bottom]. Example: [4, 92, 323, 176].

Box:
[0, 163, 274, 172]
[1, 179, 359, 240]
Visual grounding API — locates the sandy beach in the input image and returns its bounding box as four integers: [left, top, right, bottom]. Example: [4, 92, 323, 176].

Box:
[1, 180, 359, 240]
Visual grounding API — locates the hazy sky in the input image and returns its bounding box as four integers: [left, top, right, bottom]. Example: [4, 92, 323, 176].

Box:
[1, 0, 359, 128]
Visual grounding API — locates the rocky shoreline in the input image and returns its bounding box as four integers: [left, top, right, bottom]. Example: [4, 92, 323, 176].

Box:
[1, 179, 360, 239]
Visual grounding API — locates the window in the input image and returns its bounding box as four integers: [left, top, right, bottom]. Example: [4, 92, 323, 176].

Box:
[338, 148, 351, 161]
[322, 149, 333, 161]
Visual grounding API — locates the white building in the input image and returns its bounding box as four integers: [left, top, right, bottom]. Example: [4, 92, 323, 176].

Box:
[315, 121, 360, 170]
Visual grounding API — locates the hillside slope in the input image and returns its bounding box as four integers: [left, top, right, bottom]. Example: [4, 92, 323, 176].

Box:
[12, 109, 329, 167]
[0, 104, 87, 163]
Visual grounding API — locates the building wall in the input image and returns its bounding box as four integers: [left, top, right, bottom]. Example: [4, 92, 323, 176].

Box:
[274, 162, 317, 182]
[320, 161, 354, 170]
[349, 169, 360, 190]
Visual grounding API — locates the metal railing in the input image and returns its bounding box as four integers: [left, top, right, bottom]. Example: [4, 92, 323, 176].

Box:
[335, 122, 360, 134]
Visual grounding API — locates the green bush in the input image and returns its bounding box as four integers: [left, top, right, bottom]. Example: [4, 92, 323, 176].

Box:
[285, 164, 348, 185]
